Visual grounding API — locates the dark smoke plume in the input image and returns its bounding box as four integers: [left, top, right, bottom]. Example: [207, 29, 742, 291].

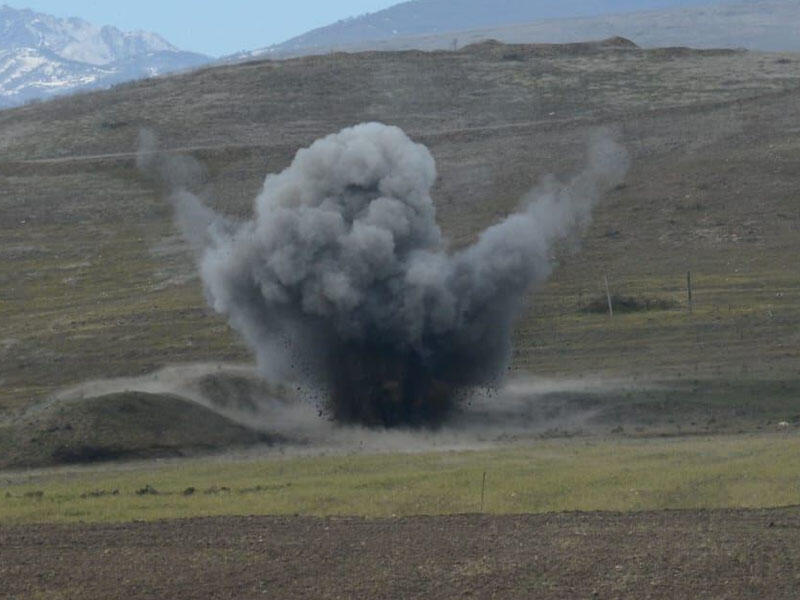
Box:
[141, 123, 628, 428]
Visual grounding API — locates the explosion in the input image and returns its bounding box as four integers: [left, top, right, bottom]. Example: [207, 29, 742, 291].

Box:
[140, 123, 628, 427]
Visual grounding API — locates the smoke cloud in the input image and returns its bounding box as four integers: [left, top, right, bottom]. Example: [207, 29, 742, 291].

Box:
[141, 123, 628, 428]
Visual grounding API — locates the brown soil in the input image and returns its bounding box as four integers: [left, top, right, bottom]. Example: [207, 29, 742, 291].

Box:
[3, 508, 800, 599]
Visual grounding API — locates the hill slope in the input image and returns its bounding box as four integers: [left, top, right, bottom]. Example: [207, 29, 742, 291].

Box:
[1, 39, 800, 433]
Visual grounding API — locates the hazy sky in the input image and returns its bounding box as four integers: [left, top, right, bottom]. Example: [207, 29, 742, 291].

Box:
[9, 1, 400, 57]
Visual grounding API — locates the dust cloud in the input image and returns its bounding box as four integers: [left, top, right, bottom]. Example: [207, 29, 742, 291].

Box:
[52, 364, 652, 455]
[139, 123, 629, 429]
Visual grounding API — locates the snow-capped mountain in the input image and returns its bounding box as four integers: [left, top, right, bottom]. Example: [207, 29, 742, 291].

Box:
[0, 5, 210, 108]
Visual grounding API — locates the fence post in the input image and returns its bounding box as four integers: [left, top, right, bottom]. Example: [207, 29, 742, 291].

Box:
[480, 471, 487, 513]
[604, 275, 613, 318]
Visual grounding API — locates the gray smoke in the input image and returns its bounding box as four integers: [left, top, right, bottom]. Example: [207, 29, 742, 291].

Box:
[142, 122, 628, 427]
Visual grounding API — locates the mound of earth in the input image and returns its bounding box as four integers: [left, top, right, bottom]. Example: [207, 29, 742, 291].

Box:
[0, 391, 277, 470]
[194, 371, 292, 414]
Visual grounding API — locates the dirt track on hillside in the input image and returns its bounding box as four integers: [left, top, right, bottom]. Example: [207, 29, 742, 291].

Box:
[3, 508, 800, 599]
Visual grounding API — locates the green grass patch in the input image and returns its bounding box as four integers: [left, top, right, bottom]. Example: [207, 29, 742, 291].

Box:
[2, 433, 799, 525]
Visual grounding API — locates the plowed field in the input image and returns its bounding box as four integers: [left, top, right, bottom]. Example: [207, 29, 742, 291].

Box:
[4, 508, 800, 599]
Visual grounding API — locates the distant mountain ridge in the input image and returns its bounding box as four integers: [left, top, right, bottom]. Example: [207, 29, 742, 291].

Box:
[240, 0, 722, 58]
[448, 0, 800, 53]
[0, 4, 210, 108]
[230, 0, 798, 61]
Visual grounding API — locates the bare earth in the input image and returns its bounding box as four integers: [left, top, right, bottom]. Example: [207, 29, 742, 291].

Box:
[3, 508, 800, 599]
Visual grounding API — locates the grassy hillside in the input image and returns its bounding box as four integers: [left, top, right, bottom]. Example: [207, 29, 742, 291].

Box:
[1, 39, 799, 432]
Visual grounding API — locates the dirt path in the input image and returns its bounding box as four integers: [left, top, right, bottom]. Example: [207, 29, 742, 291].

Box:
[3, 508, 800, 599]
